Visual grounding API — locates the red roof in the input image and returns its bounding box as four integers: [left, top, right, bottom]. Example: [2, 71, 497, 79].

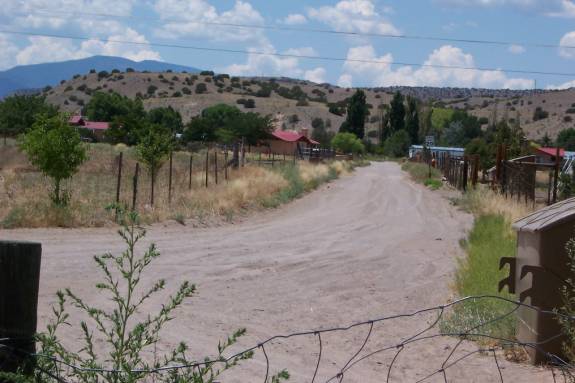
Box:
[84, 121, 110, 130]
[69, 115, 110, 131]
[271, 130, 319, 145]
[536, 147, 565, 158]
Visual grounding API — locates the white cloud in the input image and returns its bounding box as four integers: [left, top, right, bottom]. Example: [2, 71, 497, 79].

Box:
[560, 31, 575, 58]
[307, 0, 399, 36]
[0, 34, 19, 70]
[435, 0, 575, 17]
[222, 43, 306, 77]
[283, 14, 307, 25]
[15, 28, 161, 66]
[80, 28, 161, 61]
[508, 44, 526, 54]
[340, 44, 533, 89]
[304, 67, 326, 83]
[337, 74, 353, 87]
[547, 79, 575, 89]
[154, 0, 266, 44]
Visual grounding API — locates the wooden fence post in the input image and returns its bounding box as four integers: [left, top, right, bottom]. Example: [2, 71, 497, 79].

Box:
[132, 163, 139, 211]
[224, 148, 229, 181]
[241, 138, 245, 167]
[462, 156, 469, 192]
[472, 154, 479, 188]
[553, 146, 561, 204]
[188, 154, 193, 190]
[168, 151, 173, 204]
[214, 151, 218, 185]
[115, 152, 123, 205]
[205, 148, 209, 188]
[0, 241, 42, 377]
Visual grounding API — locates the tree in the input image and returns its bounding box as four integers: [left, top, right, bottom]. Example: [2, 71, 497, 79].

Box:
[441, 110, 482, 147]
[541, 132, 552, 147]
[331, 132, 365, 154]
[0, 94, 58, 144]
[389, 92, 406, 133]
[311, 118, 334, 147]
[136, 126, 173, 205]
[465, 138, 493, 172]
[405, 96, 420, 144]
[195, 83, 208, 94]
[147, 106, 183, 134]
[340, 90, 368, 139]
[19, 114, 87, 205]
[85, 91, 145, 122]
[557, 128, 575, 151]
[383, 130, 410, 158]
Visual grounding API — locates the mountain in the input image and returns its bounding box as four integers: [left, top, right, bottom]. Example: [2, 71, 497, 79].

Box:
[0, 56, 201, 98]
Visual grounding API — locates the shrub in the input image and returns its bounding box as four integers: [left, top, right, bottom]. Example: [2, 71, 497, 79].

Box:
[533, 106, 549, 121]
[182, 87, 191, 95]
[244, 99, 256, 108]
[172, 91, 182, 97]
[383, 130, 410, 157]
[147, 85, 158, 95]
[567, 108, 575, 114]
[97, 70, 109, 80]
[200, 70, 215, 76]
[17, 209, 253, 383]
[195, 83, 208, 94]
[331, 132, 365, 154]
[64, 85, 73, 92]
[126, 67, 135, 72]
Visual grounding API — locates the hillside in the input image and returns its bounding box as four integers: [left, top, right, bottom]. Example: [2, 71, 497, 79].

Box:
[41, 64, 575, 140]
[0, 56, 201, 98]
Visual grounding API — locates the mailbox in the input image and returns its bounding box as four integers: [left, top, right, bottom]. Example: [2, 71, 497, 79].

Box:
[500, 198, 575, 364]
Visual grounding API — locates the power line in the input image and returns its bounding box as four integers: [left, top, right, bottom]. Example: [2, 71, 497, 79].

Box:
[2, 29, 575, 78]
[17, 8, 575, 50]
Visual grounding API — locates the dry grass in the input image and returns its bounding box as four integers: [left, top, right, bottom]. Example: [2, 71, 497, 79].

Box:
[459, 185, 537, 224]
[0, 143, 352, 228]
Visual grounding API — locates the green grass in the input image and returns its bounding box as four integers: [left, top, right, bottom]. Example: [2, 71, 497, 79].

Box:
[440, 214, 517, 342]
[401, 162, 443, 186]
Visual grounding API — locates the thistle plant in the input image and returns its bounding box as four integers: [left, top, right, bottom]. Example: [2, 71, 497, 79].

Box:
[28, 206, 252, 382]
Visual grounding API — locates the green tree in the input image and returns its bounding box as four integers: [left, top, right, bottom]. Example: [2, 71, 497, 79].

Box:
[405, 96, 420, 144]
[0, 94, 58, 144]
[311, 118, 334, 147]
[136, 126, 173, 205]
[19, 114, 87, 205]
[557, 128, 575, 151]
[389, 92, 406, 133]
[465, 138, 493, 172]
[340, 90, 368, 139]
[383, 130, 410, 158]
[331, 132, 365, 154]
[441, 111, 482, 147]
[147, 106, 184, 134]
[541, 132, 552, 147]
[85, 91, 145, 122]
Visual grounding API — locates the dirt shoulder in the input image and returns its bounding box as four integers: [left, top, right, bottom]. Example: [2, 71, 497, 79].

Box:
[1, 162, 553, 382]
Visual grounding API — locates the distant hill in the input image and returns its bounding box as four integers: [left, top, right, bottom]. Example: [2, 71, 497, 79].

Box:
[0, 56, 201, 98]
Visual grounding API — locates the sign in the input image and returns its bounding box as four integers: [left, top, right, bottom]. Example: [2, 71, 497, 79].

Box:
[425, 136, 435, 147]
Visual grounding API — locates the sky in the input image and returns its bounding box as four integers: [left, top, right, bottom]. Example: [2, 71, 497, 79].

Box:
[1, 0, 575, 90]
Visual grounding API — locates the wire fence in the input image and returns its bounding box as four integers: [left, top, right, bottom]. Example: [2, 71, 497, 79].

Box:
[1, 295, 574, 382]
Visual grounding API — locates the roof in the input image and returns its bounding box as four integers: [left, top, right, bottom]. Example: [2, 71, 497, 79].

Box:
[535, 147, 565, 158]
[410, 145, 465, 152]
[271, 130, 319, 145]
[513, 197, 575, 233]
[84, 121, 110, 130]
[68, 115, 110, 130]
[69, 115, 83, 124]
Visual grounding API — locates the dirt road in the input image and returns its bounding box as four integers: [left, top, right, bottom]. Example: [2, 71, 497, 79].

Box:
[2, 162, 554, 382]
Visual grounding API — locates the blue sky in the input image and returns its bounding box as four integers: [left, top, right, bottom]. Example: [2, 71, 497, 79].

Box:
[1, 0, 574, 89]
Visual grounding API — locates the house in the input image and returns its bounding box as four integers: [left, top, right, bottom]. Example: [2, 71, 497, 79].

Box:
[68, 115, 110, 141]
[409, 145, 464, 160]
[533, 147, 565, 164]
[256, 128, 319, 155]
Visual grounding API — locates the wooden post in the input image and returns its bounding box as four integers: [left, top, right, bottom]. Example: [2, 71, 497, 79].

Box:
[115, 152, 123, 205]
[272, 153, 275, 167]
[553, 146, 561, 203]
[232, 142, 240, 169]
[547, 171, 553, 205]
[214, 151, 218, 185]
[132, 163, 139, 211]
[168, 151, 173, 204]
[205, 148, 209, 188]
[462, 156, 469, 192]
[0, 241, 41, 377]
[258, 151, 262, 165]
[188, 154, 193, 190]
[224, 148, 229, 181]
[495, 144, 502, 187]
[241, 138, 245, 167]
[472, 154, 479, 188]
[150, 168, 155, 206]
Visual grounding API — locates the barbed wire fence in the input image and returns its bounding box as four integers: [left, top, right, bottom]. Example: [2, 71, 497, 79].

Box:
[1, 295, 574, 382]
